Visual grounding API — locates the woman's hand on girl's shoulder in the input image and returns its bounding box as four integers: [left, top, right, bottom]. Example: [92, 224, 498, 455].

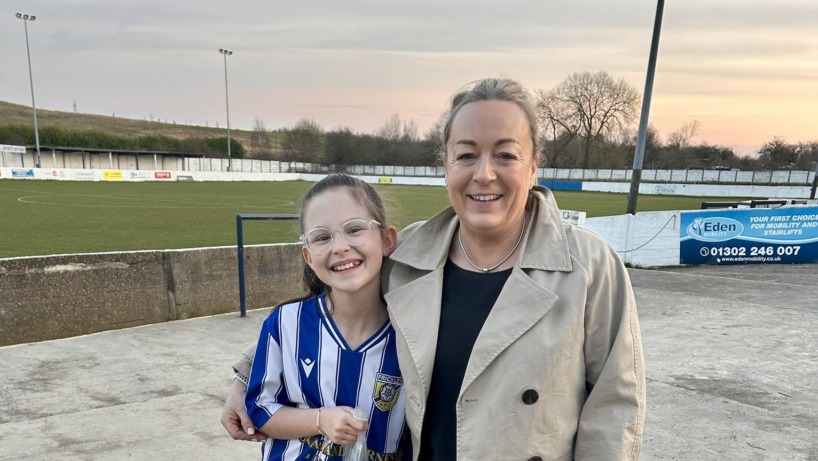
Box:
[318, 406, 369, 446]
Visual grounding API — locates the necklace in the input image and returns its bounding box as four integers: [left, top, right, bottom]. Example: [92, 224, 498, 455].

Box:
[458, 217, 526, 273]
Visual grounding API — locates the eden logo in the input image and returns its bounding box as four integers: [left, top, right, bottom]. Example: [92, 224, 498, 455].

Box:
[688, 217, 744, 242]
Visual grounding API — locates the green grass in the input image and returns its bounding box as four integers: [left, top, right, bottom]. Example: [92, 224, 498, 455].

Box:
[0, 179, 745, 258]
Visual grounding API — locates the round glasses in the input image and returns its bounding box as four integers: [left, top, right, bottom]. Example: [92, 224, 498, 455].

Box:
[299, 218, 382, 255]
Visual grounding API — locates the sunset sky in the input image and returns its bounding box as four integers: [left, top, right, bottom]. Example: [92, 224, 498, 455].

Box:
[2, 0, 816, 156]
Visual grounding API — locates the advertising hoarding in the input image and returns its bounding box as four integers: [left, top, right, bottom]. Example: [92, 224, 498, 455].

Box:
[11, 169, 34, 178]
[103, 170, 123, 181]
[680, 207, 818, 264]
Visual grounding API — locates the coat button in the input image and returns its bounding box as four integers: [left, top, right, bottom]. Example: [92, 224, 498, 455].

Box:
[528, 457, 543, 461]
[522, 389, 539, 404]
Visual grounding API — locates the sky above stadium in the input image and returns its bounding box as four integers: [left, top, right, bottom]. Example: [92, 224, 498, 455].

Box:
[2, 0, 816, 156]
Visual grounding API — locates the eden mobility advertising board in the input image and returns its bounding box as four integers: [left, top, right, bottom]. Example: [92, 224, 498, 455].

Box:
[680, 207, 818, 265]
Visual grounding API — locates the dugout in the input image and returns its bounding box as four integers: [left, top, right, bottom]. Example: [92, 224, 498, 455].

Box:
[7, 146, 204, 171]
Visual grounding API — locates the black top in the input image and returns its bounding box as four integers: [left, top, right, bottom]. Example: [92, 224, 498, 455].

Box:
[418, 259, 512, 461]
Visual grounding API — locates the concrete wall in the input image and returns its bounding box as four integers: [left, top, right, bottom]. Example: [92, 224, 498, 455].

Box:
[0, 244, 304, 347]
[584, 211, 682, 267]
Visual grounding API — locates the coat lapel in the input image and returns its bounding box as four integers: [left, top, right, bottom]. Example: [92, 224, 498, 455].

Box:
[458, 188, 571, 395]
[385, 269, 444, 400]
[460, 267, 559, 395]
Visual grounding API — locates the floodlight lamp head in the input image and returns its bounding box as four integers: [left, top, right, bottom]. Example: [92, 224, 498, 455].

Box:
[16, 13, 22, 18]
[30, 15, 36, 20]
[228, 51, 233, 55]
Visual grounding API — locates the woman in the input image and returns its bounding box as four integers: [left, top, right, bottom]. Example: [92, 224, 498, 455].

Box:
[223, 78, 645, 460]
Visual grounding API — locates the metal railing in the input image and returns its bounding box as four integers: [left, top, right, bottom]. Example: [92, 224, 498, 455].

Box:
[235, 213, 298, 317]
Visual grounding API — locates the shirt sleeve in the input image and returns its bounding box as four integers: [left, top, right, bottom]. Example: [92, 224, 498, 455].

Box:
[575, 243, 646, 460]
[245, 309, 291, 430]
[232, 340, 257, 381]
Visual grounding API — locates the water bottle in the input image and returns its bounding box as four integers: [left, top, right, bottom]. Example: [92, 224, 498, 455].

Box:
[342, 407, 369, 461]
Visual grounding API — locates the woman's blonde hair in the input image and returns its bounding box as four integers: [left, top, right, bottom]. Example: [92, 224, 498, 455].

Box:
[442, 77, 541, 163]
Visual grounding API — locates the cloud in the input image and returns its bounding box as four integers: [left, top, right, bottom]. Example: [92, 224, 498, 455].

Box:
[2, 0, 816, 152]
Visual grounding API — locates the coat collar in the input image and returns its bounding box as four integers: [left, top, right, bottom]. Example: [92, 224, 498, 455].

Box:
[389, 186, 573, 273]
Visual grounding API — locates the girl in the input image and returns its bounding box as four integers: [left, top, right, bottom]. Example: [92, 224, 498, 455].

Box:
[245, 174, 406, 461]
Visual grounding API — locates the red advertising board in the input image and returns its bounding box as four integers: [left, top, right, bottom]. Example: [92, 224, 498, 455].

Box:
[154, 171, 172, 179]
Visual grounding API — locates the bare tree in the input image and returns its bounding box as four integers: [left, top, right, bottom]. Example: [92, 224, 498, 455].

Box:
[538, 71, 640, 168]
[795, 141, 818, 170]
[373, 114, 430, 164]
[401, 119, 419, 142]
[423, 111, 448, 162]
[667, 120, 701, 150]
[283, 118, 324, 162]
[536, 90, 579, 167]
[376, 114, 420, 141]
[377, 114, 403, 141]
[252, 116, 272, 155]
[253, 117, 269, 144]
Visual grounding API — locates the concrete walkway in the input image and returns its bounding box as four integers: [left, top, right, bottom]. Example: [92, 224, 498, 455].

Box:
[1, 265, 816, 460]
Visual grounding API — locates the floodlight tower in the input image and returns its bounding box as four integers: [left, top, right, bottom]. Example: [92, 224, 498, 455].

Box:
[16, 12, 41, 167]
[218, 48, 233, 171]
[627, 0, 665, 214]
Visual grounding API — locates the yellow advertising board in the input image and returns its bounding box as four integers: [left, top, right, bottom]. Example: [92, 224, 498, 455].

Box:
[103, 170, 123, 181]
[378, 177, 393, 184]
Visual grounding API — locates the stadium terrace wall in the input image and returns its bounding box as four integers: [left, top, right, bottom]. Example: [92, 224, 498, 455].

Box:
[1, 149, 185, 171]
[0, 244, 304, 347]
[3, 149, 815, 186]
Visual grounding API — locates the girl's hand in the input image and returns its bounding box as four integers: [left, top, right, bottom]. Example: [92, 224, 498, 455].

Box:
[317, 406, 369, 446]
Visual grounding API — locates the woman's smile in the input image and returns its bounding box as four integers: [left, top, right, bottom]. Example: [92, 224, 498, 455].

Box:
[469, 194, 502, 202]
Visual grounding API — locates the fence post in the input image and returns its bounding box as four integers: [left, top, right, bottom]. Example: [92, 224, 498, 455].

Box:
[236, 216, 246, 316]
[236, 214, 299, 317]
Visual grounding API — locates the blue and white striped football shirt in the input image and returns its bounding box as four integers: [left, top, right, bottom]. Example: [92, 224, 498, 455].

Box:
[246, 294, 406, 461]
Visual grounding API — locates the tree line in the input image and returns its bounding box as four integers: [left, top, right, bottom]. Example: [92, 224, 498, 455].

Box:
[3, 70, 815, 171]
[250, 115, 439, 167]
[253, 71, 816, 171]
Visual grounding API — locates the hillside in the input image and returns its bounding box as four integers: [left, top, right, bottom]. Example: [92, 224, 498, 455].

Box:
[0, 100, 282, 158]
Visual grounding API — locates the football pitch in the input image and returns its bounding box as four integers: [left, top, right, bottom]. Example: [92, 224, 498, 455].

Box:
[0, 179, 743, 258]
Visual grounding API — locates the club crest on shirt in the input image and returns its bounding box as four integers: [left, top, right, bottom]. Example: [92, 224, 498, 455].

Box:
[373, 373, 402, 411]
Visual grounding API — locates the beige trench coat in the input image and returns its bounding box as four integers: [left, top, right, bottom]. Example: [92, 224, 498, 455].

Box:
[382, 187, 645, 461]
